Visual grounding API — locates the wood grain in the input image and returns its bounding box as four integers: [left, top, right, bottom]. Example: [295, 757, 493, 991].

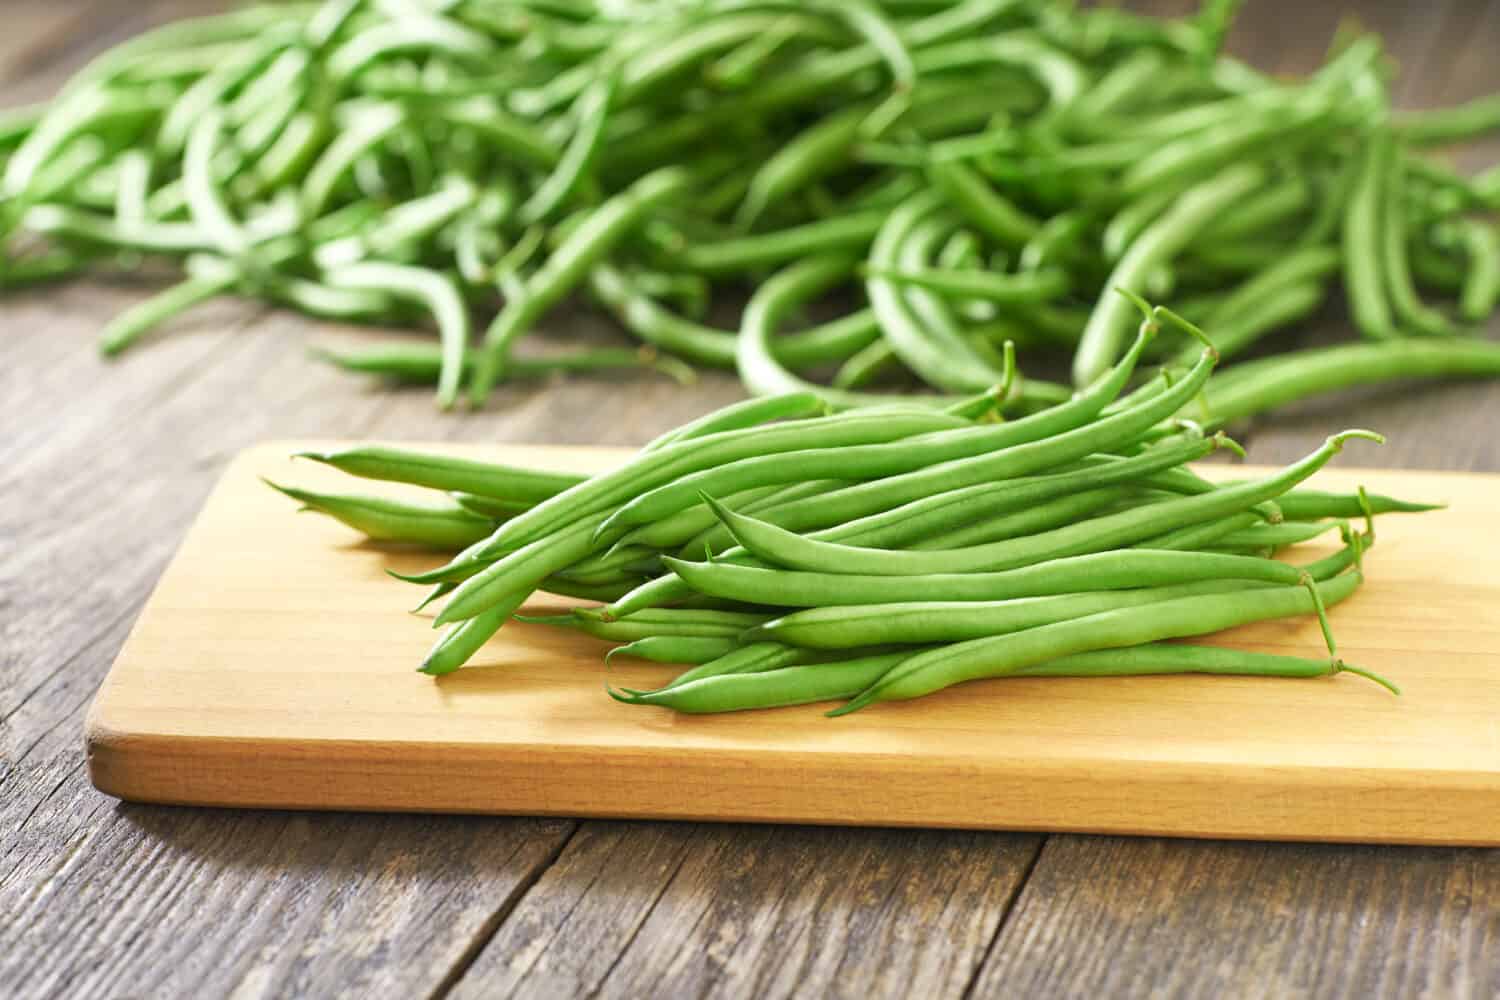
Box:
[83, 443, 1500, 845]
[450, 822, 1040, 999]
[970, 835, 1500, 999]
[3, 0, 1500, 997]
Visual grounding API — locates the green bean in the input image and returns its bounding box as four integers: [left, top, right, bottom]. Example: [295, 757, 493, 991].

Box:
[632, 640, 817, 695]
[430, 409, 971, 619]
[343, 16, 491, 74]
[1271, 488, 1440, 519]
[603, 439, 1211, 621]
[901, 211, 1016, 379]
[1133, 510, 1266, 552]
[616, 650, 912, 713]
[438, 97, 561, 170]
[707, 16, 803, 88]
[926, 158, 1038, 246]
[4, 86, 166, 197]
[615, 484, 784, 551]
[539, 575, 645, 603]
[263, 479, 495, 548]
[1073, 162, 1264, 387]
[587, 264, 738, 367]
[1381, 139, 1454, 336]
[300, 101, 405, 217]
[473, 166, 691, 400]
[753, 579, 1293, 650]
[736, 254, 954, 407]
[830, 571, 1363, 715]
[451, 493, 533, 519]
[1020, 208, 1093, 272]
[618, 642, 1390, 714]
[158, 28, 295, 154]
[1169, 246, 1340, 366]
[642, 392, 825, 452]
[314, 176, 479, 269]
[830, 339, 902, 390]
[183, 110, 253, 256]
[603, 322, 1156, 535]
[605, 635, 741, 666]
[610, 344, 1212, 610]
[677, 211, 885, 274]
[1213, 518, 1344, 550]
[681, 430, 1227, 566]
[1012, 645, 1394, 692]
[908, 486, 1123, 550]
[98, 267, 237, 357]
[862, 263, 1068, 304]
[618, 13, 811, 106]
[227, 45, 311, 129]
[913, 35, 1087, 117]
[1192, 281, 1326, 363]
[421, 596, 521, 675]
[1068, 48, 1167, 125]
[557, 545, 661, 585]
[1121, 96, 1335, 199]
[1101, 185, 1177, 261]
[13, 0, 1500, 431]
[519, 606, 767, 641]
[708, 430, 1380, 576]
[1341, 132, 1396, 340]
[0, 250, 95, 288]
[1455, 220, 1500, 322]
[1202, 339, 1500, 427]
[312, 341, 695, 384]
[1207, 173, 1312, 243]
[426, 508, 614, 608]
[936, 229, 983, 272]
[521, 69, 615, 224]
[673, 479, 848, 558]
[662, 542, 1356, 609]
[1395, 93, 1500, 146]
[736, 104, 865, 228]
[294, 445, 585, 503]
[1409, 235, 1467, 293]
[867, 191, 1008, 392]
[502, 407, 968, 554]
[324, 262, 468, 408]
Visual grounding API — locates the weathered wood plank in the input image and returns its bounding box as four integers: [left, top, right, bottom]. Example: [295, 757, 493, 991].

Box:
[450, 823, 1040, 1000]
[968, 835, 1500, 1000]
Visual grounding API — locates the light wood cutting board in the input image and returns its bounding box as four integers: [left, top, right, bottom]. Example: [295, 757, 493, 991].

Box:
[85, 442, 1500, 845]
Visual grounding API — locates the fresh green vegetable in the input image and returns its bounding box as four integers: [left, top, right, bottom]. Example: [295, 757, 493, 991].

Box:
[4, 0, 1496, 423]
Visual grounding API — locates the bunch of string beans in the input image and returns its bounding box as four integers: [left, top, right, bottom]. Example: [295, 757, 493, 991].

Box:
[5, 0, 1500, 417]
[270, 305, 1435, 712]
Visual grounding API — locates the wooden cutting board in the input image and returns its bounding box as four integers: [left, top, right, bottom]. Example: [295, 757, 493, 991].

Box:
[86, 442, 1500, 845]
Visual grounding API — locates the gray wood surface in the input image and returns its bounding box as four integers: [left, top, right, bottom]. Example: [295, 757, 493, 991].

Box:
[2, 2, 1498, 998]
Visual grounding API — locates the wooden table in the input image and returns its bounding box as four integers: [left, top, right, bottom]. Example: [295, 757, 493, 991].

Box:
[4, 2, 1498, 996]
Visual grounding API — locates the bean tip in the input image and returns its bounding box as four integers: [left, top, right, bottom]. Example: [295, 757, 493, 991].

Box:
[1334, 428, 1385, 448]
[1211, 431, 1247, 459]
[1336, 661, 1401, 696]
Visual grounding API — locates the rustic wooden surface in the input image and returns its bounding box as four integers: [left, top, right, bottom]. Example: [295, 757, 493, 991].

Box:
[2, 1, 1498, 997]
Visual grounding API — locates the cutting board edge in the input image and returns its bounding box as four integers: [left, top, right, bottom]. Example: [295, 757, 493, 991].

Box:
[83, 717, 1500, 847]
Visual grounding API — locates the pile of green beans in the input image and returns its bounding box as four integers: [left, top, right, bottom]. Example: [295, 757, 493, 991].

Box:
[6, 0, 1500, 419]
[272, 306, 1433, 713]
